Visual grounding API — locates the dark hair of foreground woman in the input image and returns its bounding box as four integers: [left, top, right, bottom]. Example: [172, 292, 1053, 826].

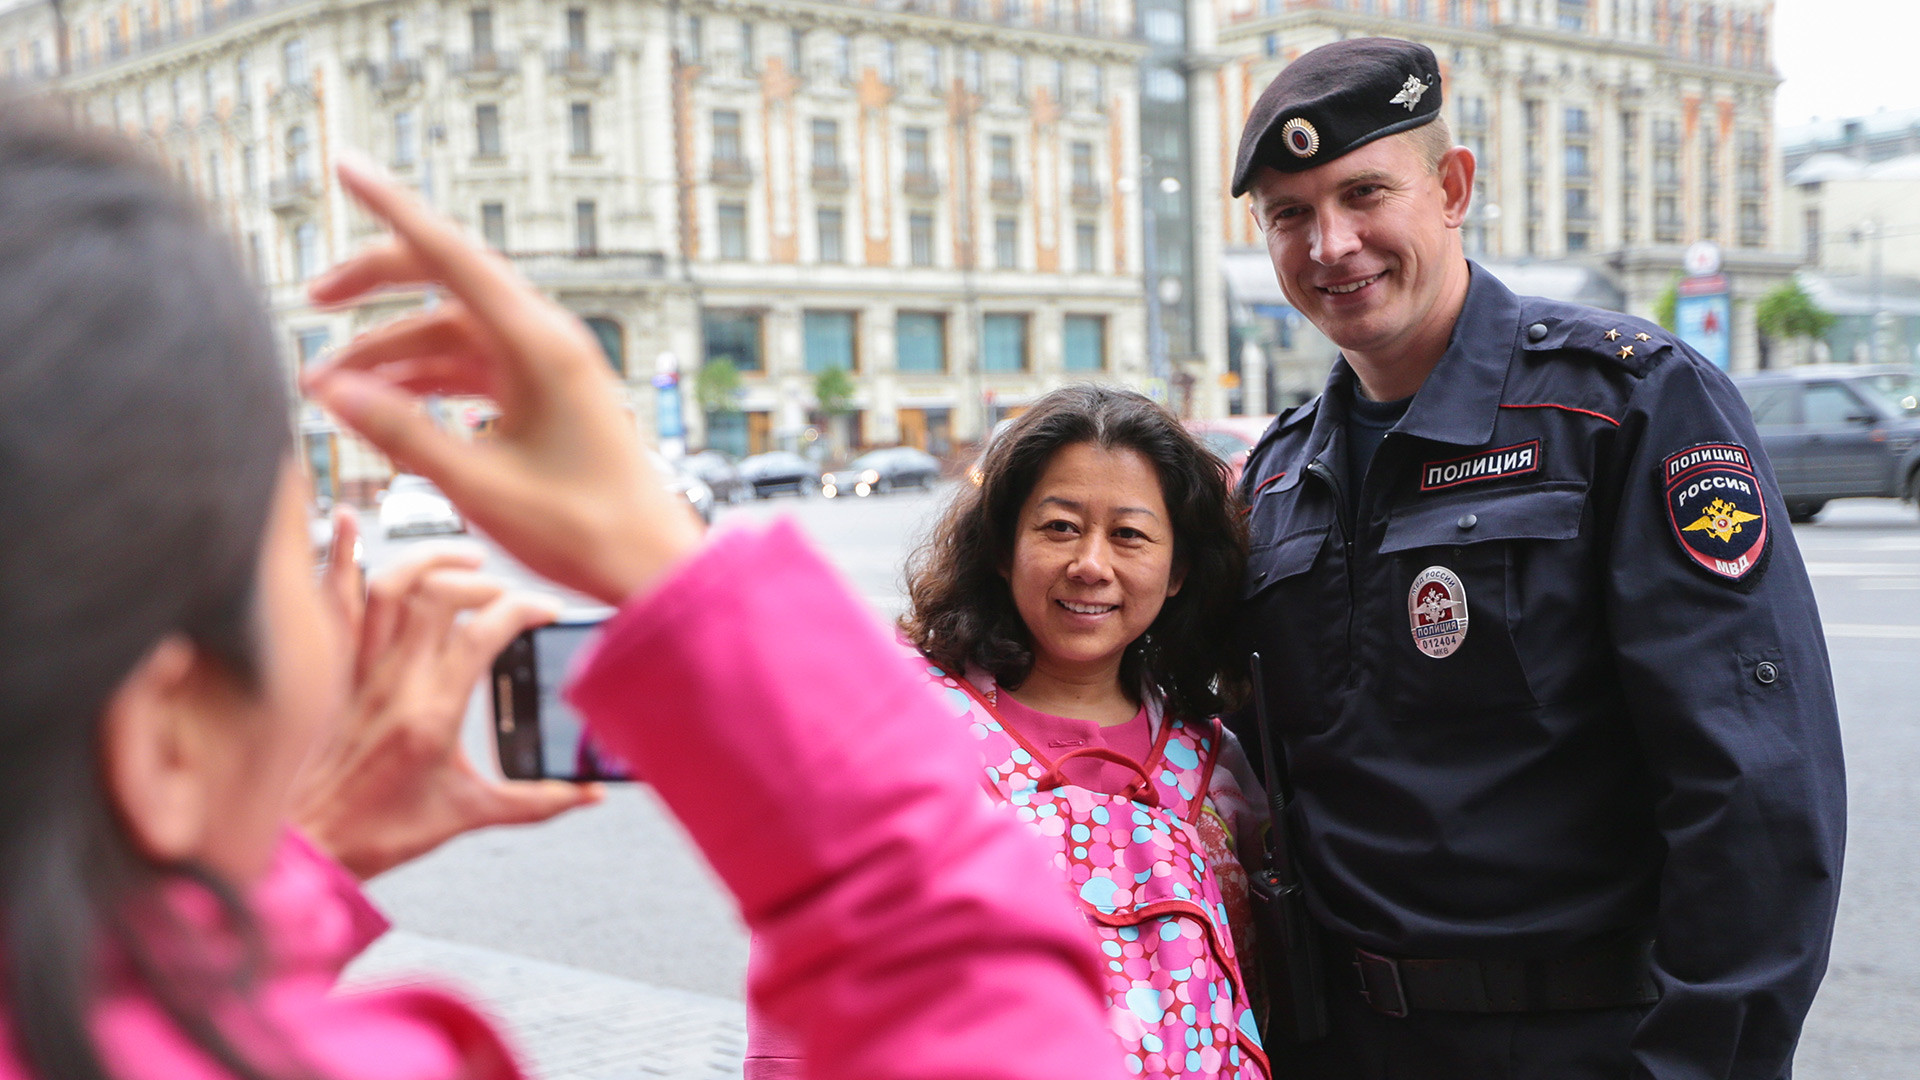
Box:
[901, 383, 1250, 720]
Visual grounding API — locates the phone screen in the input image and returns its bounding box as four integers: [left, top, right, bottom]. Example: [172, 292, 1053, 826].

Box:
[493, 619, 635, 782]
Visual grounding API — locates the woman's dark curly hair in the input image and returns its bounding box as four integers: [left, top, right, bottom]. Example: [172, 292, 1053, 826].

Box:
[901, 384, 1249, 719]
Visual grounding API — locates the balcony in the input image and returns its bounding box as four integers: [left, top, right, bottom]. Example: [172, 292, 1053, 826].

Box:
[510, 250, 667, 285]
[1070, 182, 1104, 207]
[903, 170, 941, 198]
[811, 162, 850, 192]
[448, 50, 520, 82]
[989, 176, 1024, 203]
[710, 157, 755, 186]
[547, 48, 614, 82]
[364, 57, 422, 94]
[268, 175, 320, 212]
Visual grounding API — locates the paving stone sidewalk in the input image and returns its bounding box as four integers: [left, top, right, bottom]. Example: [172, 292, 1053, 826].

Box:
[345, 931, 746, 1080]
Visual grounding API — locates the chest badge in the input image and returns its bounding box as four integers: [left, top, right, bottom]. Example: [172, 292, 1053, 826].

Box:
[1408, 566, 1469, 659]
[1663, 443, 1769, 583]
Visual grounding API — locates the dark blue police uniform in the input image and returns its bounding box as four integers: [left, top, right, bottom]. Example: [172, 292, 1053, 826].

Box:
[1235, 263, 1846, 1079]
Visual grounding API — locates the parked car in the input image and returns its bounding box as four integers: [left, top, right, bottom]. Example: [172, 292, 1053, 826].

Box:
[650, 450, 716, 524]
[681, 449, 751, 504]
[738, 451, 819, 498]
[1184, 416, 1278, 489]
[377, 474, 465, 538]
[821, 446, 943, 498]
[1734, 365, 1920, 521]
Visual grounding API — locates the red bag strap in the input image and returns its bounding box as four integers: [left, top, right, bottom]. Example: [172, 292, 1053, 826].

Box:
[1034, 747, 1162, 809]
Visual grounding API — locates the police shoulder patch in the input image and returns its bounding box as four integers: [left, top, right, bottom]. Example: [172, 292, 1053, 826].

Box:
[1663, 442, 1769, 583]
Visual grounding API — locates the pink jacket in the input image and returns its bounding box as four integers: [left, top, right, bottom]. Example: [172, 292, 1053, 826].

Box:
[0, 520, 1127, 1080]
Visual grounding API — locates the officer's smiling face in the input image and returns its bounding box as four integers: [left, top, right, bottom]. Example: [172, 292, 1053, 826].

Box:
[1002, 442, 1183, 683]
[1248, 133, 1474, 372]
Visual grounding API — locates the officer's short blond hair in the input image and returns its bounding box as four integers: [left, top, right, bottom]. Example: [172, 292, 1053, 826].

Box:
[1404, 116, 1454, 175]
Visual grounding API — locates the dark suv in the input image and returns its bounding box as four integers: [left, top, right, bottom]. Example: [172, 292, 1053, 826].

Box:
[1733, 366, 1920, 521]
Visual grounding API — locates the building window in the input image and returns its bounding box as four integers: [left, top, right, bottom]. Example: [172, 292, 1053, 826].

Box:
[235, 55, 250, 108]
[387, 17, 406, 61]
[584, 316, 623, 375]
[924, 43, 941, 88]
[292, 220, 319, 281]
[479, 202, 507, 250]
[804, 310, 856, 373]
[982, 313, 1028, 373]
[1565, 186, 1590, 222]
[739, 20, 754, 69]
[242, 145, 257, 194]
[703, 309, 763, 372]
[393, 110, 416, 167]
[296, 328, 331, 367]
[1063, 315, 1105, 372]
[717, 202, 747, 259]
[476, 103, 502, 157]
[881, 40, 897, 85]
[712, 109, 743, 163]
[909, 211, 934, 266]
[789, 27, 804, 72]
[287, 125, 312, 184]
[566, 7, 587, 52]
[834, 33, 852, 81]
[995, 216, 1017, 269]
[812, 118, 841, 169]
[1075, 220, 1097, 272]
[1071, 141, 1095, 188]
[1557, 0, 1587, 31]
[903, 126, 931, 180]
[471, 8, 494, 54]
[283, 37, 307, 88]
[206, 152, 222, 200]
[570, 102, 593, 156]
[990, 134, 1015, 183]
[817, 207, 844, 263]
[1804, 207, 1821, 263]
[896, 312, 945, 373]
[575, 199, 598, 254]
[685, 14, 703, 61]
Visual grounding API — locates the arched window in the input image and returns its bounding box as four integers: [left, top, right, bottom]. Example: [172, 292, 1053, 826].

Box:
[585, 316, 624, 376]
[287, 125, 311, 184]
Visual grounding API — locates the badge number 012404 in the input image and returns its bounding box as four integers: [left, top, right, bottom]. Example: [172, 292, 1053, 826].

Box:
[1408, 566, 1469, 659]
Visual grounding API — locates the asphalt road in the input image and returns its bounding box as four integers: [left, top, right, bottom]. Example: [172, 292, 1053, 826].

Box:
[356, 487, 1919, 1075]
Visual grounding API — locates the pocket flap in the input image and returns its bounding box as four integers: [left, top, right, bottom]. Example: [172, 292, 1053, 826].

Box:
[1244, 527, 1326, 597]
[1379, 482, 1589, 554]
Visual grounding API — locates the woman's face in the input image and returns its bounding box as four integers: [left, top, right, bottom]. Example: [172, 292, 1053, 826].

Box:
[195, 461, 349, 882]
[1004, 442, 1183, 681]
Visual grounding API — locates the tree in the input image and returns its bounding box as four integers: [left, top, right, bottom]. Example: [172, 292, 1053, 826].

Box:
[813, 366, 855, 416]
[694, 358, 742, 415]
[1755, 278, 1836, 344]
[813, 367, 856, 460]
[1653, 274, 1680, 332]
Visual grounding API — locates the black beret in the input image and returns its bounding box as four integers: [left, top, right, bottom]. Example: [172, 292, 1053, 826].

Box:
[1231, 37, 1443, 197]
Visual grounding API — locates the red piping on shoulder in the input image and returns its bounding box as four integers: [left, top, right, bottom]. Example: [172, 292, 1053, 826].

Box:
[1499, 402, 1621, 427]
[1251, 472, 1289, 496]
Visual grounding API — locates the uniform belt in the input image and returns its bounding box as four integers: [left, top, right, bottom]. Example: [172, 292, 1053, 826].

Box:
[1346, 937, 1659, 1017]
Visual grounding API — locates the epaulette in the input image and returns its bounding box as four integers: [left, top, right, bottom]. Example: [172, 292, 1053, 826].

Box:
[1517, 307, 1675, 378]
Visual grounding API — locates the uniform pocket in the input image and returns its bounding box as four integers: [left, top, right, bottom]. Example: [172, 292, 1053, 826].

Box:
[1244, 526, 1326, 599]
[1375, 483, 1590, 719]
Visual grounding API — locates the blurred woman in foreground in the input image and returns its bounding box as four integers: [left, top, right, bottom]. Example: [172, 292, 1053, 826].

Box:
[0, 99, 1124, 1080]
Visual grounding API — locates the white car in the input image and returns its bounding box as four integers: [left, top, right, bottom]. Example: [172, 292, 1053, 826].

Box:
[377, 475, 465, 538]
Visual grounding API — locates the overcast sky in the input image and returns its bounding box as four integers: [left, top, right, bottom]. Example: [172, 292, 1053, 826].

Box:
[1773, 0, 1920, 129]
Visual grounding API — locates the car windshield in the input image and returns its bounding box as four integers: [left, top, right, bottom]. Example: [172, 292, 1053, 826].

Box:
[389, 475, 441, 495]
[849, 450, 893, 470]
[1855, 373, 1920, 417]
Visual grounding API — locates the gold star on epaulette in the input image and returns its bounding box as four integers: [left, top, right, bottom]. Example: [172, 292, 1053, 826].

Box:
[1604, 328, 1621, 341]
[1635, 332, 1651, 342]
[1617, 344, 1635, 360]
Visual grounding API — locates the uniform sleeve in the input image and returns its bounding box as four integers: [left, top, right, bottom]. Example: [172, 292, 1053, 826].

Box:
[1605, 356, 1846, 1080]
[565, 520, 1127, 1080]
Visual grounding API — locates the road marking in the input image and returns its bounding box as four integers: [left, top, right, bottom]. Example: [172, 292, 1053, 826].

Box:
[1824, 623, 1920, 640]
[1805, 562, 1920, 577]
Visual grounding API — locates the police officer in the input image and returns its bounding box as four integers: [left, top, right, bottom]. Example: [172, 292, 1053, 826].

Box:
[1230, 37, 1845, 1079]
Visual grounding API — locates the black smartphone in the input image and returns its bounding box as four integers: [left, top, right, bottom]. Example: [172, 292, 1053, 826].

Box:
[490, 615, 636, 782]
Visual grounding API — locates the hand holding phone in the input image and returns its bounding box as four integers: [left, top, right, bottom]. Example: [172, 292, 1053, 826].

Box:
[492, 616, 636, 782]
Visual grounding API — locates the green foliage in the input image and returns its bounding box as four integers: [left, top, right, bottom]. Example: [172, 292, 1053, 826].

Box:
[1653, 274, 1679, 332]
[814, 366, 855, 416]
[1755, 278, 1836, 342]
[695, 359, 742, 415]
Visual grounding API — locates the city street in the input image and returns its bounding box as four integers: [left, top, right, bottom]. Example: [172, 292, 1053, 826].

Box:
[347, 485, 1918, 1078]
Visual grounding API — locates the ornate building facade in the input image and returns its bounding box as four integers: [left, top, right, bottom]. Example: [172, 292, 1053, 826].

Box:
[0, 0, 1161, 496]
